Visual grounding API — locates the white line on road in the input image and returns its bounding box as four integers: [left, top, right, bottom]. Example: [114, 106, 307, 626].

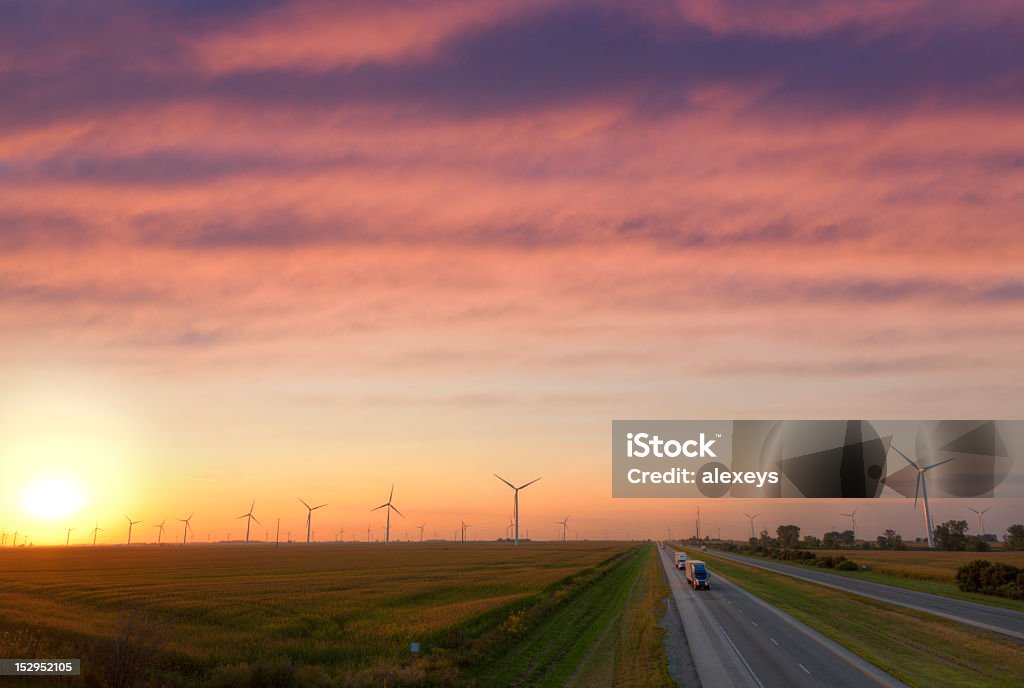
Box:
[751, 621, 758, 627]
[770, 637, 778, 645]
[799, 664, 810, 674]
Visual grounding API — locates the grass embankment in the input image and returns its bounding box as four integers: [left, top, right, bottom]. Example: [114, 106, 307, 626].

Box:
[469, 542, 673, 688]
[735, 549, 1024, 612]
[690, 549, 1024, 688]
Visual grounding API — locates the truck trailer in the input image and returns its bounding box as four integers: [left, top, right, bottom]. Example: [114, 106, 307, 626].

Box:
[685, 559, 710, 590]
[675, 551, 687, 569]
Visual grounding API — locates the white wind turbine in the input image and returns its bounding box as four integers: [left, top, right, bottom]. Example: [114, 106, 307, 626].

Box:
[371, 484, 403, 545]
[967, 506, 991, 535]
[557, 515, 570, 542]
[743, 512, 760, 540]
[152, 519, 166, 544]
[417, 523, 425, 542]
[236, 499, 260, 543]
[298, 498, 326, 544]
[890, 445, 956, 549]
[840, 507, 859, 540]
[178, 512, 194, 545]
[125, 516, 141, 545]
[494, 474, 541, 546]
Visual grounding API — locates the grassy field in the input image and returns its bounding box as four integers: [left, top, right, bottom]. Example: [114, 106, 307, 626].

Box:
[0, 542, 670, 688]
[741, 548, 1024, 612]
[687, 548, 1024, 688]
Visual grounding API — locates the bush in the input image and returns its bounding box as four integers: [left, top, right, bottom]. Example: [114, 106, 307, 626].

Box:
[837, 560, 859, 571]
[956, 560, 1024, 600]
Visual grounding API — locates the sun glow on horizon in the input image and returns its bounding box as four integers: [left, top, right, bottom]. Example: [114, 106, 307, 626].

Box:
[20, 475, 88, 521]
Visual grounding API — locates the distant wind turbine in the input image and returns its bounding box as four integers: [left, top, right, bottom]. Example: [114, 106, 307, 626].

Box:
[889, 444, 956, 549]
[177, 512, 194, 545]
[152, 519, 166, 544]
[65, 527, 75, 546]
[125, 516, 141, 545]
[298, 498, 327, 544]
[494, 474, 541, 546]
[236, 499, 260, 543]
[840, 507, 859, 540]
[461, 521, 471, 543]
[370, 484, 403, 545]
[743, 512, 760, 540]
[557, 515, 570, 542]
[91, 522, 103, 546]
[417, 523, 425, 542]
[367, 524, 371, 542]
[967, 506, 992, 535]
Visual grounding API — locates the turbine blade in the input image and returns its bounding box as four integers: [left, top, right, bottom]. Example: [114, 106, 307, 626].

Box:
[390, 504, 404, 518]
[251, 515, 261, 526]
[923, 456, 957, 471]
[371, 503, 388, 511]
[389, 483, 395, 502]
[493, 473, 515, 489]
[237, 514, 248, 519]
[914, 474, 921, 508]
[982, 508, 992, 515]
[298, 497, 310, 510]
[968, 507, 979, 515]
[518, 477, 542, 490]
[313, 504, 326, 510]
[890, 444, 919, 469]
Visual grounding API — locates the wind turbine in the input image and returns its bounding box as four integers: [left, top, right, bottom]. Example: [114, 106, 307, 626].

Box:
[370, 484, 403, 545]
[461, 521, 471, 543]
[743, 512, 760, 540]
[339, 526, 345, 542]
[1, 531, 6, 546]
[967, 506, 991, 535]
[298, 498, 326, 544]
[125, 516, 141, 545]
[417, 523, 425, 542]
[65, 527, 75, 546]
[506, 516, 515, 540]
[236, 499, 260, 543]
[557, 516, 569, 542]
[840, 507, 858, 540]
[367, 524, 372, 542]
[11, 531, 19, 547]
[889, 444, 956, 549]
[91, 522, 103, 546]
[177, 512, 194, 545]
[152, 519, 166, 544]
[494, 474, 541, 546]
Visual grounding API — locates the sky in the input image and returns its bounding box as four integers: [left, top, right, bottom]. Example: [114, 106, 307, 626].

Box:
[1, 0, 1023, 545]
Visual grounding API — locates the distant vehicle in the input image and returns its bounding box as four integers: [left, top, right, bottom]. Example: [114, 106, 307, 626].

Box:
[675, 551, 687, 569]
[685, 559, 710, 590]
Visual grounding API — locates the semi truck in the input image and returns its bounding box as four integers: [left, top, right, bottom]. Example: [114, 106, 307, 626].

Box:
[685, 559, 711, 590]
[675, 551, 687, 569]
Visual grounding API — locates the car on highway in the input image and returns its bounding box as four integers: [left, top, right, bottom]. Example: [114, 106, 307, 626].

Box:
[685, 559, 711, 590]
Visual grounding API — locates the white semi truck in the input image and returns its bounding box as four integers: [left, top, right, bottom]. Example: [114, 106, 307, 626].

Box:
[685, 559, 711, 590]
[675, 551, 687, 569]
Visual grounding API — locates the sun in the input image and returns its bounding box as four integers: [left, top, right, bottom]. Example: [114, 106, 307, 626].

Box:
[20, 476, 88, 521]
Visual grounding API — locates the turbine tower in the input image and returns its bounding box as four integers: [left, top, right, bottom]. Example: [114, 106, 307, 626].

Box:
[967, 506, 991, 535]
[493, 474, 541, 546]
[152, 519, 166, 544]
[557, 515, 570, 542]
[65, 527, 75, 546]
[91, 522, 103, 546]
[370, 484, 403, 545]
[890, 445, 956, 549]
[840, 507, 858, 540]
[743, 512, 760, 540]
[461, 521, 471, 543]
[236, 499, 260, 543]
[417, 523, 425, 542]
[177, 512, 194, 545]
[125, 516, 141, 545]
[298, 498, 326, 544]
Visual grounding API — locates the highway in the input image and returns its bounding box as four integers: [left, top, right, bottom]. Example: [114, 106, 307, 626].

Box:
[709, 550, 1024, 641]
[658, 547, 906, 688]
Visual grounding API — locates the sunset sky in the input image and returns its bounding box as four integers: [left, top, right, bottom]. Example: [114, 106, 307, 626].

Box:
[1, 0, 1023, 545]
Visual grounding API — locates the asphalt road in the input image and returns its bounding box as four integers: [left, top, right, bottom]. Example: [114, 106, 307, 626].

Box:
[709, 550, 1024, 641]
[658, 548, 905, 688]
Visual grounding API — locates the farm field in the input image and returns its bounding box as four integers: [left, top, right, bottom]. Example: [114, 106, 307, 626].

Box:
[688, 548, 1024, 688]
[0, 542, 668, 687]
[769, 549, 1024, 612]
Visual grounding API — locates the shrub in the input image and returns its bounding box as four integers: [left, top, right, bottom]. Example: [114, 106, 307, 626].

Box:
[956, 560, 1024, 600]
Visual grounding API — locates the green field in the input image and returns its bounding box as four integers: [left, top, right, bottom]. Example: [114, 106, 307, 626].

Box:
[686, 548, 1024, 688]
[0, 542, 671, 688]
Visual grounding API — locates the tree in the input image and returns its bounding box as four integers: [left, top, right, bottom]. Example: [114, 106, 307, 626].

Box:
[839, 530, 856, 547]
[933, 520, 968, 551]
[802, 534, 821, 548]
[1005, 524, 1024, 551]
[776, 524, 800, 549]
[876, 529, 904, 551]
[823, 531, 841, 549]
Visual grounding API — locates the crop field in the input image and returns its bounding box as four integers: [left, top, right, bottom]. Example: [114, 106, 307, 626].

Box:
[814, 549, 1024, 582]
[0, 542, 668, 687]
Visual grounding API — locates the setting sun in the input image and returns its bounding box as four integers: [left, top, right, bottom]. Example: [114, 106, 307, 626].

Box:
[20, 476, 88, 522]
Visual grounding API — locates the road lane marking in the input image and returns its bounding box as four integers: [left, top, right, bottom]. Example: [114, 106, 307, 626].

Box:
[770, 637, 778, 645]
[751, 621, 758, 627]
[799, 663, 810, 674]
